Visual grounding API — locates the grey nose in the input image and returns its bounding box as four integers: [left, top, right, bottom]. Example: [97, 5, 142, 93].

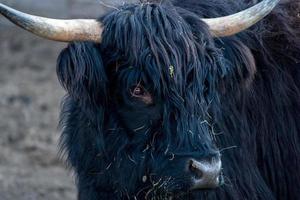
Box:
[188, 156, 222, 189]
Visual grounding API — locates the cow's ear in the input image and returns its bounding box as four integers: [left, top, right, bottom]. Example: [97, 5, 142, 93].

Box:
[56, 42, 107, 107]
[216, 38, 257, 93]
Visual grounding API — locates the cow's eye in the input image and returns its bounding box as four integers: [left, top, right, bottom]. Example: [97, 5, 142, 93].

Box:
[130, 85, 153, 104]
[131, 85, 146, 97]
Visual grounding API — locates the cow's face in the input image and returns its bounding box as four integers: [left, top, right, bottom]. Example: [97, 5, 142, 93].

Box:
[97, 3, 225, 196]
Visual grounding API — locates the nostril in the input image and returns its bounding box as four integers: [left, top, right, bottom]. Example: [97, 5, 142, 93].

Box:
[189, 160, 204, 179]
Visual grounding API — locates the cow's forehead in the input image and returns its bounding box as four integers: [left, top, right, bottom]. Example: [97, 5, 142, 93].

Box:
[101, 3, 207, 79]
[101, 3, 197, 53]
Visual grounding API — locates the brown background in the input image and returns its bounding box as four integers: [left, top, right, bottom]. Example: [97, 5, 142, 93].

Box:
[0, 1, 117, 199]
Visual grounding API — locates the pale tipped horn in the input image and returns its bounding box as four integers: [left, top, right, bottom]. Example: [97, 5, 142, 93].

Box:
[202, 0, 280, 37]
[0, 3, 103, 43]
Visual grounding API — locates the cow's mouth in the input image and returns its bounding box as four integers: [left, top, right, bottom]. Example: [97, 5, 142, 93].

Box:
[191, 173, 224, 191]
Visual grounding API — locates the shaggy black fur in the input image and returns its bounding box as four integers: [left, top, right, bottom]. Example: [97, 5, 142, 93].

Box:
[56, 0, 300, 199]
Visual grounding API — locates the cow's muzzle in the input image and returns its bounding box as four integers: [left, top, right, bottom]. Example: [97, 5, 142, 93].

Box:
[188, 155, 223, 189]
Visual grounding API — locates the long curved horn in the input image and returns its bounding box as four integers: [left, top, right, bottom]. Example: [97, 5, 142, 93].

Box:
[0, 3, 103, 42]
[202, 0, 280, 37]
[1, 1, 280, 41]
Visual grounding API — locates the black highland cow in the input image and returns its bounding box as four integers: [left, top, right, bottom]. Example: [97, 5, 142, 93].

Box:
[1, 0, 300, 199]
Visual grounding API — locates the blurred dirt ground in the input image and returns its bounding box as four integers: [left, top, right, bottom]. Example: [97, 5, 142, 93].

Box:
[0, 28, 77, 200]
